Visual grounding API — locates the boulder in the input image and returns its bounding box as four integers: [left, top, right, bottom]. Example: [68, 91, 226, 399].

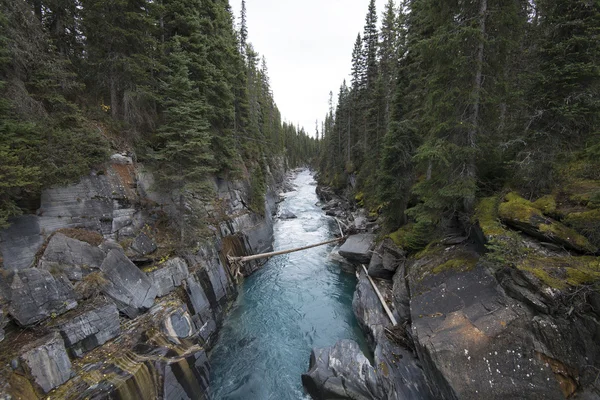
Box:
[328, 248, 355, 274]
[302, 339, 381, 400]
[354, 269, 434, 400]
[100, 249, 158, 318]
[147, 257, 190, 297]
[392, 263, 411, 324]
[499, 193, 597, 253]
[339, 234, 375, 264]
[353, 270, 390, 347]
[279, 209, 297, 220]
[110, 153, 133, 165]
[131, 232, 157, 256]
[408, 248, 567, 400]
[20, 332, 73, 393]
[38, 232, 106, 281]
[8, 268, 78, 326]
[53, 298, 120, 357]
[367, 239, 404, 280]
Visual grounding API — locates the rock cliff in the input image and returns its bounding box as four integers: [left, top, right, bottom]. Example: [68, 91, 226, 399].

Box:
[0, 154, 286, 399]
[307, 185, 600, 399]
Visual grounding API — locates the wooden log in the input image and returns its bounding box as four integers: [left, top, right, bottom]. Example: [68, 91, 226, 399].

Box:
[230, 236, 346, 263]
[361, 264, 398, 327]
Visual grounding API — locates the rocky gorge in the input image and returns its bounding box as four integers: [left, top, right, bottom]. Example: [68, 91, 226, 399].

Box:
[304, 183, 600, 399]
[0, 154, 291, 399]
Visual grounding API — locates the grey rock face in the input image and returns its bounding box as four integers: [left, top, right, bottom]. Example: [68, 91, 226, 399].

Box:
[0, 159, 141, 271]
[147, 257, 189, 297]
[110, 153, 133, 165]
[302, 339, 381, 400]
[8, 268, 78, 326]
[184, 274, 216, 344]
[20, 332, 73, 393]
[353, 270, 390, 347]
[353, 270, 434, 400]
[0, 215, 45, 270]
[391, 263, 411, 324]
[100, 249, 158, 318]
[38, 233, 106, 281]
[368, 239, 404, 280]
[408, 251, 565, 400]
[54, 299, 120, 357]
[0, 309, 6, 342]
[339, 234, 375, 264]
[163, 351, 210, 400]
[328, 248, 356, 274]
[162, 306, 194, 341]
[131, 232, 157, 256]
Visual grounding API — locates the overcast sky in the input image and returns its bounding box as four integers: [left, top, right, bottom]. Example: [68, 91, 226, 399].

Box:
[230, 0, 388, 137]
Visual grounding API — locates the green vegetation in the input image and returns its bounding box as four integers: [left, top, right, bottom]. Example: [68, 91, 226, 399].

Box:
[518, 256, 600, 290]
[473, 197, 505, 237]
[388, 222, 433, 253]
[0, 0, 318, 229]
[315, 0, 600, 251]
[499, 193, 545, 224]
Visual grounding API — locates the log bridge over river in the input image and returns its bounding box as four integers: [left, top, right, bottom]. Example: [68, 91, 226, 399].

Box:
[226, 229, 398, 327]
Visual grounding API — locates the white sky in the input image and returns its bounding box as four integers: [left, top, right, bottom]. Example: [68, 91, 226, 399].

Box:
[230, 0, 388, 137]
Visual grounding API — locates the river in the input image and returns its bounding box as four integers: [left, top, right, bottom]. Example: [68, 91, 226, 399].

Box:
[208, 169, 367, 399]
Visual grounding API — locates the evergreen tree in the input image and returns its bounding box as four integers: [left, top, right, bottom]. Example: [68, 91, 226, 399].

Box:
[81, 0, 158, 129]
[516, 0, 600, 191]
[151, 41, 214, 242]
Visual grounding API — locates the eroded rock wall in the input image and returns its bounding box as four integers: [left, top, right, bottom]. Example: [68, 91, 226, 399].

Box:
[0, 155, 286, 399]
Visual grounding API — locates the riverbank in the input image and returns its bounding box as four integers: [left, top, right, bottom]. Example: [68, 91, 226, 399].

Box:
[0, 155, 292, 399]
[208, 169, 368, 399]
[305, 183, 600, 399]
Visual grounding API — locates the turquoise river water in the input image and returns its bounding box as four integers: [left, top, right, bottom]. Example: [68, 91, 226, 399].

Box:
[208, 170, 367, 399]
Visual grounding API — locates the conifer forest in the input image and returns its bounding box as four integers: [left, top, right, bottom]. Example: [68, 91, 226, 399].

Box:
[0, 0, 317, 229]
[1, 0, 600, 399]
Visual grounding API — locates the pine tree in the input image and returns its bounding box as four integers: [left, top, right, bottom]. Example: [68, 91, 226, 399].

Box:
[151, 42, 214, 242]
[81, 0, 158, 129]
[239, 0, 248, 57]
[516, 0, 600, 191]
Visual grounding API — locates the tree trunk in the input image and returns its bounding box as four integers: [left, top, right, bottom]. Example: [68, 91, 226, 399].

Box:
[465, 0, 487, 212]
[110, 74, 119, 119]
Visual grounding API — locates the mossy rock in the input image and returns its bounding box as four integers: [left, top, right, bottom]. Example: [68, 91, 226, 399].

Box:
[518, 255, 600, 290]
[499, 192, 597, 254]
[532, 195, 557, 215]
[563, 209, 600, 247]
[388, 222, 432, 253]
[409, 243, 480, 287]
[355, 191, 365, 207]
[473, 196, 505, 238]
[563, 180, 600, 208]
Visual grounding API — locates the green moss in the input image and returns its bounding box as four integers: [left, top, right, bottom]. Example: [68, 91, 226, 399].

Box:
[414, 241, 444, 260]
[517, 255, 600, 289]
[432, 256, 479, 274]
[538, 223, 596, 253]
[564, 180, 600, 207]
[473, 196, 505, 237]
[388, 222, 433, 253]
[532, 195, 557, 215]
[355, 191, 365, 207]
[499, 192, 597, 253]
[498, 192, 543, 222]
[563, 209, 600, 246]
